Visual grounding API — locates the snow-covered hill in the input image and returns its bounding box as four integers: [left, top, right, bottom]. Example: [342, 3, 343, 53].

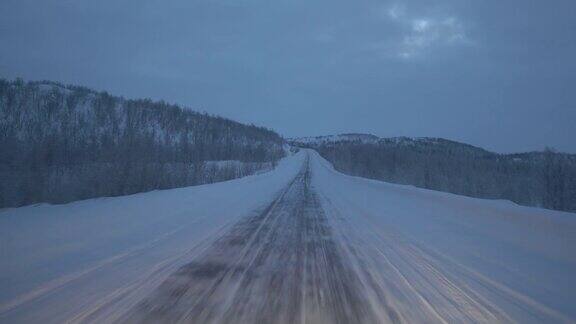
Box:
[290, 133, 489, 154]
[292, 133, 576, 212]
[0, 79, 285, 208]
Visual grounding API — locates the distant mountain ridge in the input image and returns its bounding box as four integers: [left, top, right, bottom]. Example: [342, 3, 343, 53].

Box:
[291, 133, 576, 158]
[291, 133, 492, 155]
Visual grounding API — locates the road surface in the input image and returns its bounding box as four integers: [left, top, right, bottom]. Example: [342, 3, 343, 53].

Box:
[1, 149, 575, 323]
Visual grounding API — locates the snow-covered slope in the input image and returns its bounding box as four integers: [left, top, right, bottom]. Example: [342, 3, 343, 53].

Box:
[292, 134, 576, 213]
[0, 149, 574, 323]
[0, 79, 286, 208]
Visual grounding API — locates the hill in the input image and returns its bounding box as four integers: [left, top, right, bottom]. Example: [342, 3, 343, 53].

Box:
[0, 79, 285, 208]
[291, 133, 576, 212]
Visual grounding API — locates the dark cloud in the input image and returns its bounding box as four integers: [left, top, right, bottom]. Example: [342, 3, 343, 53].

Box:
[1, 0, 575, 152]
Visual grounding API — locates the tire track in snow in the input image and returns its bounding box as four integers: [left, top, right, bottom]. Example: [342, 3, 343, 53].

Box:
[317, 186, 572, 323]
[122, 155, 381, 323]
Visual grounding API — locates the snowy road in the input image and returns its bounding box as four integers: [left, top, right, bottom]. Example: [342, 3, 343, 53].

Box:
[1, 149, 575, 323]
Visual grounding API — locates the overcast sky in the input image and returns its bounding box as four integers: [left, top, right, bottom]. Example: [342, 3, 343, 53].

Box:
[1, 0, 575, 153]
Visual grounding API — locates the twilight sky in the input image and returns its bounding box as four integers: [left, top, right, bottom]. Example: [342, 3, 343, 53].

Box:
[1, 0, 575, 153]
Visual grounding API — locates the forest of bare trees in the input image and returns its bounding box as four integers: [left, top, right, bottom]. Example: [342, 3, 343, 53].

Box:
[293, 136, 576, 212]
[0, 79, 285, 208]
[3, 79, 574, 213]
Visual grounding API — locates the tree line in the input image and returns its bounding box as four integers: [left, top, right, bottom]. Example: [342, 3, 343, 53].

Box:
[293, 137, 576, 212]
[0, 79, 285, 208]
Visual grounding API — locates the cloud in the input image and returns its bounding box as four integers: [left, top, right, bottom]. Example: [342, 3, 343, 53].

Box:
[387, 4, 405, 20]
[383, 4, 472, 60]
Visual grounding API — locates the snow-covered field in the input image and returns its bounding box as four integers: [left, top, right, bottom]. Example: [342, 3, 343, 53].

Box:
[1, 149, 575, 323]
